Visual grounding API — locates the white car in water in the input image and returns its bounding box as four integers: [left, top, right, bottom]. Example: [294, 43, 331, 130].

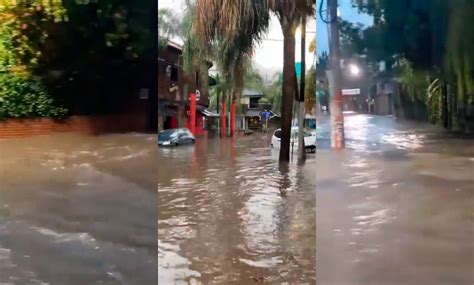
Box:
[271, 127, 316, 153]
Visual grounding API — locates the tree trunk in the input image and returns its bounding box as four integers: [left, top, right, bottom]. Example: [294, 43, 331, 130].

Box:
[279, 24, 297, 162]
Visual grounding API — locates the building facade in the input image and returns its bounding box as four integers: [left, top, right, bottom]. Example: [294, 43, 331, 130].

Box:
[368, 80, 396, 115]
[158, 41, 211, 133]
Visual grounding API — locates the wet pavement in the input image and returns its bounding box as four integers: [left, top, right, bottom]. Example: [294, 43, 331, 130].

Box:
[0, 133, 157, 285]
[158, 134, 317, 284]
[316, 114, 474, 285]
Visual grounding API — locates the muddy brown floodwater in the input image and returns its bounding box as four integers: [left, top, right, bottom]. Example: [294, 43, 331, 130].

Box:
[0, 133, 157, 285]
[317, 114, 474, 285]
[158, 134, 317, 284]
[2, 114, 471, 285]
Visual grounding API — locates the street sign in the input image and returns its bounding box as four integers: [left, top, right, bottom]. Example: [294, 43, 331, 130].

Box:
[342, 88, 360, 95]
[260, 111, 272, 119]
[295, 62, 302, 78]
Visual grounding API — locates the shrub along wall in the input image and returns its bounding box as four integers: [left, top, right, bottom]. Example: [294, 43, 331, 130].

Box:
[0, 73, 67, 119]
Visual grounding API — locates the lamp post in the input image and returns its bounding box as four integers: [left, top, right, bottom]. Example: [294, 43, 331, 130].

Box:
[327, 0, 345, 149]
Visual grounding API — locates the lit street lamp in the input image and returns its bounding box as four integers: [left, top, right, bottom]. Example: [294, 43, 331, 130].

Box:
[349, 63, 361, 77]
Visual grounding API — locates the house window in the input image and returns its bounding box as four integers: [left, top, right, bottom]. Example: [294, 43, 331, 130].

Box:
[139, 88, 149, 99]
[249, 97, 259, 109]
[170, 66, 178, 82]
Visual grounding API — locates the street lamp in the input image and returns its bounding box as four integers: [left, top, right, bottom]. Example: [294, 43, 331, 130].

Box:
[349, 63, 361, 77]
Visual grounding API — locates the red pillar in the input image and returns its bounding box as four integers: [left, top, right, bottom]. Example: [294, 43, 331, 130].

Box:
[189, 93, 196, 135]
[230, 100, 236, 137]
[221, 99, 226, 137]
[170, 116, 178, 129]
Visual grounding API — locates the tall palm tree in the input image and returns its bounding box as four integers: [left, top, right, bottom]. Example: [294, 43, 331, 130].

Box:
[194, 0, 315, 162]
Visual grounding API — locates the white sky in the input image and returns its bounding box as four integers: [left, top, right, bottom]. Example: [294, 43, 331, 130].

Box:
[159, 0, 317, 77]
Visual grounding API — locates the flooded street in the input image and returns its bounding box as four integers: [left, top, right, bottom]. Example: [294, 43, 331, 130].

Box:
[158, 135, 317, 284]
[317, 114, 474, 285]
[1, 114, 472, 284]
[0, 134, 157, 285]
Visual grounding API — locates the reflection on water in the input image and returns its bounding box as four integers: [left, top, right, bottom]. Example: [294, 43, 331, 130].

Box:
[0, 134, 157, 285]
[158, 134, 316, 283]
[317, 114, 474, 285]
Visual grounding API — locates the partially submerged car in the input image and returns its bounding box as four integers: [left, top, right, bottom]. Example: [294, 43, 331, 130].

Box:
[158, 128, 195, 147]
[271, 127, 316, 153]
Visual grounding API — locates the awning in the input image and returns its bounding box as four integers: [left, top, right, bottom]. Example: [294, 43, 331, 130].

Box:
[245, 109, 261, 117]
[243, 89, 264, 97]
[197, 105, 219, 117]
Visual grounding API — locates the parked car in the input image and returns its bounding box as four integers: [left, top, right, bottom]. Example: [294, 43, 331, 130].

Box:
[271, 127, 316, 153]
[158, 128, 195, 147]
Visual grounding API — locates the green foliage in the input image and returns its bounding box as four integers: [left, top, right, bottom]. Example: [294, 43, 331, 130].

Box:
[209, 74, 232, 111]
[445, 0, 474, 103]
[0, 0, 67, 73]
[264, 72, 283, 113]
[350, 0, 474, 131]
[396, 59, 430, 102]
[0, 0, 155, 116]
[305, 67, 316, 113]
[244, 68, 265, 90]
[0, 73, 67, 118]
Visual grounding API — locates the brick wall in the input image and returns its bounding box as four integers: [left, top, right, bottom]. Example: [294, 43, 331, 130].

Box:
[0, 114, 148, 139]
[158, 44, 208, 106]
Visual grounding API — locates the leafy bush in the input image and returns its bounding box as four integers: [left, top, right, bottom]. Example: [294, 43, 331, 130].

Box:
[0, 73, 67, 119]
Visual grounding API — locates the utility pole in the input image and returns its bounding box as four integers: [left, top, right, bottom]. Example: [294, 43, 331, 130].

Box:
[327, 0, 345, 149]
[297, 16, 307, 161]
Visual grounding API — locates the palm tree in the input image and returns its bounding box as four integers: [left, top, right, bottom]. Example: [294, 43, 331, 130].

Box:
[194, 0, 315, 162]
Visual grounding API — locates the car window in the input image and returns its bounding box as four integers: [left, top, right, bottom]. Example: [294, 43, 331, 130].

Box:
[158, 130, 178, 140]
[306, 119, 316, 129]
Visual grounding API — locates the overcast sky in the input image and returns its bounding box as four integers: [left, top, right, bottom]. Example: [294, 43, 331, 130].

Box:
[159, 0, 371, 76]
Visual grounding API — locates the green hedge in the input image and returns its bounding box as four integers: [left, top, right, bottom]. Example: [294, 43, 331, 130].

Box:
[0, 73, 67, 119]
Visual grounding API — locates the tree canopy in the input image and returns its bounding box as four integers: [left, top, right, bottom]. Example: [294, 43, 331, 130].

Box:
[347, 0, 474, 131]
